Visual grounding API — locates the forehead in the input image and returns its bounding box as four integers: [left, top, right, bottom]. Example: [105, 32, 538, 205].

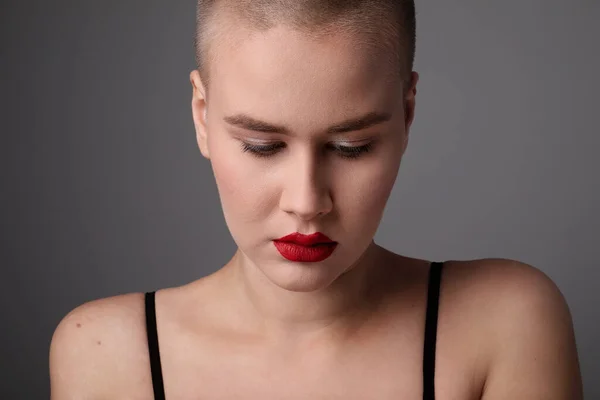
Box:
[209, 22, 403, 127]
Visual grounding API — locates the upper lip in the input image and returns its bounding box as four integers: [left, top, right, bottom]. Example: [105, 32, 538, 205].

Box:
[274, 232, 336, 246]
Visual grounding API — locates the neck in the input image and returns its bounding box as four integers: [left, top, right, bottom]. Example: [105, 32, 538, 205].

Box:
[222, 242, 386, 343]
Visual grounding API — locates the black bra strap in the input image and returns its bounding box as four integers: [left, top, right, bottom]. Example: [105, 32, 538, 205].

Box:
[423, 261, 444, 400]
[144, 264, 443, 400]
[145, 291, 166, 400]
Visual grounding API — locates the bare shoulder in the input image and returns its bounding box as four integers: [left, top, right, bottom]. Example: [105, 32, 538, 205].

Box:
[49, 292, 151, 399]
[442, 257, 566, 305]
[442, 258, 583, 399]
[442, 258, 576, 335]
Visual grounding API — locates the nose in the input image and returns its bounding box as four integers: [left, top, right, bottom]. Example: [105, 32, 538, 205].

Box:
[278, 152, 333, 221]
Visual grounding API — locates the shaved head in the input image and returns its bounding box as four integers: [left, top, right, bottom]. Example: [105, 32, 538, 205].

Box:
[194, 0, 416, 99]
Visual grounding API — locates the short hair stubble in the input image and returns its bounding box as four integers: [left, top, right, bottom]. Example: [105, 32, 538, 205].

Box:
[194, 0, 416, 100]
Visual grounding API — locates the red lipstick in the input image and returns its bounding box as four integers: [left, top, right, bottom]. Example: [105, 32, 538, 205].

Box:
[273, 232, 337, 262]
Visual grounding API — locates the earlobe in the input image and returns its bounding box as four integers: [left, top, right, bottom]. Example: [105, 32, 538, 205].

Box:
[401, 131, 409, 155]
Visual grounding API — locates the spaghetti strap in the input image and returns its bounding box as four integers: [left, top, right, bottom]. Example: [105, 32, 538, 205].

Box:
[143, 264, 444, 400]
[423, 261, 444, 400]
[145, 291, 166, 400]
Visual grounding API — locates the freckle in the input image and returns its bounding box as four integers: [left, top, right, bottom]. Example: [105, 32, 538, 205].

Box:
[76, 323, 81, 328]
[97, 340, 101, 345]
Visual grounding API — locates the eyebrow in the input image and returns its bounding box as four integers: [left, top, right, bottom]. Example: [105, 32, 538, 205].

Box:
[223, 111, 393, 135]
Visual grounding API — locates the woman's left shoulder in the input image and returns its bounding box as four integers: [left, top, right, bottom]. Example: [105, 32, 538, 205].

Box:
[443, 258, 568, 315]
[441, 257, 573, 332]
[443, 257, 564, 301]
[441, 258, 583, 399]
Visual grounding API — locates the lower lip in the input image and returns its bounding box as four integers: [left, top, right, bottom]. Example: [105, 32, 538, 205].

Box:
[273, 241, 338, 262]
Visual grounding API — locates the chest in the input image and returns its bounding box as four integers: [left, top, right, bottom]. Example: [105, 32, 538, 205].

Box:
[130, 334, 483, 400]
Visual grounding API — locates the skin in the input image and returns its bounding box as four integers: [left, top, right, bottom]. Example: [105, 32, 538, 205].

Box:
[49, 17, 583, 400]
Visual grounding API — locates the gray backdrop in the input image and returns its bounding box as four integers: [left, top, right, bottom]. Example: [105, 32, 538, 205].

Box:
[2, 0, 598, 398]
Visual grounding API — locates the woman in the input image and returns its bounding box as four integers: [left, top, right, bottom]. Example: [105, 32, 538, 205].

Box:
[49, 0, 583, 398]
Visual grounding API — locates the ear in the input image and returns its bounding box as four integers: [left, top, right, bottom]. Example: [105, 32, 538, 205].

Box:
[404, 71, 419, 135]
[190, 70, 210, 159]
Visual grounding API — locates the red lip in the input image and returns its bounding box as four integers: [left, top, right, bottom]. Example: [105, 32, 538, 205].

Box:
[273, 232, 337, 262]
[273, 232, 338, 262]
[274, 232, 336, 246]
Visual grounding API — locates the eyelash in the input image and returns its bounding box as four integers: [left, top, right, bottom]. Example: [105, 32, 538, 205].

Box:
[240, 142, 374, 159]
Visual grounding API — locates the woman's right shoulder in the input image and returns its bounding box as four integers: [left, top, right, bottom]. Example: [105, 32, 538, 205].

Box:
[49, 292, 153, 399]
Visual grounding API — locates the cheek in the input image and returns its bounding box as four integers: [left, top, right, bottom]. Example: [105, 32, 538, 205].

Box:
[334, 150, 401, 228]
[210, 142, 277, 226]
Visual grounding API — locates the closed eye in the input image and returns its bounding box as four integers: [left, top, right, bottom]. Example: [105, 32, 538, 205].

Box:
[240, 142, 285, 158]
[328, 142, 374, 159]
[239, 141, 374, 159]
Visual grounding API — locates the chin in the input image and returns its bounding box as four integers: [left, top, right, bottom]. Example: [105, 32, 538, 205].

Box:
[262, 261, 344, 293]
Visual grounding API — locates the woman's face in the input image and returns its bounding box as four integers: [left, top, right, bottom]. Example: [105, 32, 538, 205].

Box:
[191, 23, 417, 292]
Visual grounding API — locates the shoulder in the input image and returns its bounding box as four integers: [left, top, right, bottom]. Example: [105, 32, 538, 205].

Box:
[441, 258, 583, 399]
[49, 292, 151, 399]
[441, 258, 575, 334]
[441, 258, 574, 346]
[441, 257, 564, 304]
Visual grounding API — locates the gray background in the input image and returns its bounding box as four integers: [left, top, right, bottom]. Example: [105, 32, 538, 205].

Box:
[1, 0, 598, 398]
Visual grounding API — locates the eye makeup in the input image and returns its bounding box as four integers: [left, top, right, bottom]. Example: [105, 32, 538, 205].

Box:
[239, 140, 375, 159]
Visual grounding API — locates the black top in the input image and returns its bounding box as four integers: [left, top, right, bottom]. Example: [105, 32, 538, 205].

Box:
[145, 261, 444, 400]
